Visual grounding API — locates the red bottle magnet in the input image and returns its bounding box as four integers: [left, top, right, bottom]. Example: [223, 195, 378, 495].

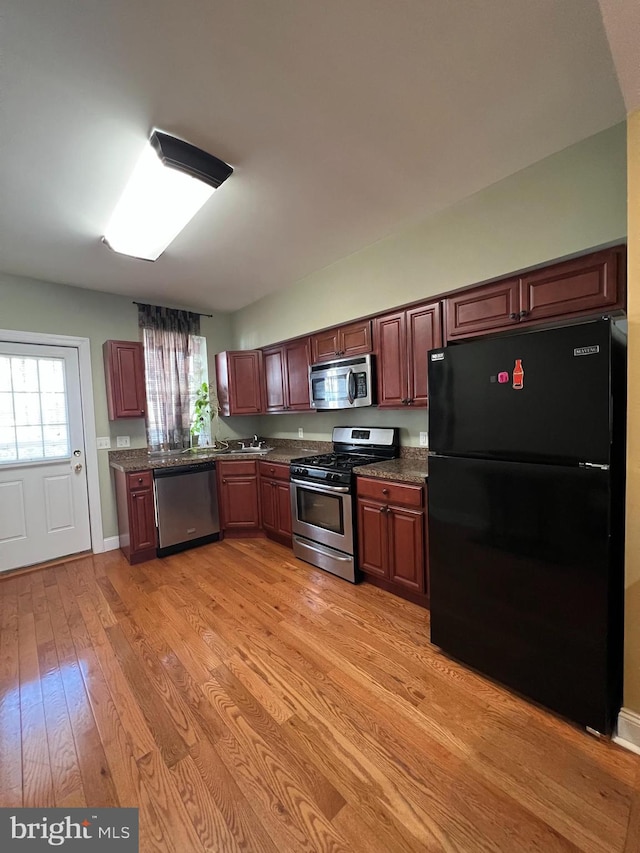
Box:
[513, 359, 524, 390]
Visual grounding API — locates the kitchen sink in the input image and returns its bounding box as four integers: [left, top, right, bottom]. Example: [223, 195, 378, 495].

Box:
[226, 446, 274, 455]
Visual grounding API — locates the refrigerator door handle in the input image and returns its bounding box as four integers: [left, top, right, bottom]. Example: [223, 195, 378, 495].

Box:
[579, 462, 610, 471]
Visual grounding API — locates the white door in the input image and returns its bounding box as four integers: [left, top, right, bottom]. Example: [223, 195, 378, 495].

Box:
[0, 342, 91, 571]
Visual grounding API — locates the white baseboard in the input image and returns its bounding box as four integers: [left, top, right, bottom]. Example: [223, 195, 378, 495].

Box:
[102, 536, 121, 552]
[613, 708, 640, 755]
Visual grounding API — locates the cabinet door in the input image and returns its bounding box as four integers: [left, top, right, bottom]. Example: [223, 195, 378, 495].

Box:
[357, 499, 388, 578]
[388, 506, 424, 592]
[284, 338, 311, 410]
[104, 340, 146, 419]
[218, 460, 258, 529]
[263, 346, 286, 412]
[260, 478, 277, 531]
[311, 329, 341, 362]
[406, 302, 442, 406]
[129, 487, 156, 554]
[445, 279, 520, 341]
[216, 351, 264, 416]
[519, 247, 624, 324]
[274, 481, 293, 537]
[374, 311, 407, 408]
[340, 320, 372, 358]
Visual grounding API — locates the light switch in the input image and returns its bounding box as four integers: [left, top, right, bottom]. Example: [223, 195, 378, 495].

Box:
[419, 432, 428, 447]
[298, 428, 304, 438]
[96, 436, 111, 450]
[116, 435, 131, 448]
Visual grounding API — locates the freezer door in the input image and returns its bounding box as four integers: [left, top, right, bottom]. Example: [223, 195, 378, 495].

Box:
[428, 319, 613, 465]
[428, 455, 622, 733]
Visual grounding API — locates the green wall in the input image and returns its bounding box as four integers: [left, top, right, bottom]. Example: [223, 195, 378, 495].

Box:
[0, 274, 254, 540]
[236, 122, 627, 446]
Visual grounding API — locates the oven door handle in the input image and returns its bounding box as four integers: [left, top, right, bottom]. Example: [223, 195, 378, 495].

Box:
[290, 478, 351, 495]
[347, 369, 356, 404]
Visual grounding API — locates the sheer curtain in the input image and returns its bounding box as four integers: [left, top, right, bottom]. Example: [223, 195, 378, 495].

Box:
[138, 304, 201, 450]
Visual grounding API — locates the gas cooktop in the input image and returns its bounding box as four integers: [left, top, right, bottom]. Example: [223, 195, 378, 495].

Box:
[289, 452, 381, 471]
[290, 426, 400, 487]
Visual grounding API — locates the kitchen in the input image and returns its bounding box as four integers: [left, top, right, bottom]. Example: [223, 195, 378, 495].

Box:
[1, 1, 640, 851]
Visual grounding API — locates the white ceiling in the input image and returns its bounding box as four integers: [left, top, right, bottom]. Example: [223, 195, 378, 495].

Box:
[0, 1, 631, 313]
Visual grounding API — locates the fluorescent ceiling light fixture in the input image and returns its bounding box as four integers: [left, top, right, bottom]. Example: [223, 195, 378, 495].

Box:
[103, 131, 233, 261]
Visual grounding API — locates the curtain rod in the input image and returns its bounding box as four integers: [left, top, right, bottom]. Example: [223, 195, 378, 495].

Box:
[133, 301, 213, 318]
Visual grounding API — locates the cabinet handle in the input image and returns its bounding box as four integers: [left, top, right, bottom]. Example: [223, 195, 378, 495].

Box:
[382, 488, 389, 495]
[222, 479, 227, 484]
[519, 309, 529, 319]
[379, 506, 385, 512]
[138, 477, 143, 483]
[509, 312, 517, 320]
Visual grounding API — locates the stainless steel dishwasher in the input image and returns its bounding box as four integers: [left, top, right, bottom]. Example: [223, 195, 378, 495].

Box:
[153, 461, 220, 557]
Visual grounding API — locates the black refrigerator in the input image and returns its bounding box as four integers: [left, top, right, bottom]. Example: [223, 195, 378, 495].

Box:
[427, 318, 626, 734]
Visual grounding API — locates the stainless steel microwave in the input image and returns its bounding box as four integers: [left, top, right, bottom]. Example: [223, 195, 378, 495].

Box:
[309, 354, 375, 409]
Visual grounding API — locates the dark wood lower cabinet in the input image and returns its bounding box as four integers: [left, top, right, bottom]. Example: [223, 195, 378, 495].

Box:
[114, 469, 157, 564]
[217, 460, 262, 538]
[356, 476, 429, 606]
[258, 461, 292, 546]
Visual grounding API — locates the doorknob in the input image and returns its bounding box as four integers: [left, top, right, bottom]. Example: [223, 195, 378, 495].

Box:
[73, 449, 82, 457]
[74, 463, 83, 473]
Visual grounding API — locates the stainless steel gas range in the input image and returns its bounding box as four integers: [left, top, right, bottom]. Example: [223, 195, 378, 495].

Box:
[290, 426, 399, 582]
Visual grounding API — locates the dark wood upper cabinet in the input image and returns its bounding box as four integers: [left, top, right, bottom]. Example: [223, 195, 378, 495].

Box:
[215, 351, 264, 416]
[263, 337, 311, 413]
[519, 246, 624, 322]
[374, 302, 442, 408]
[445, 246, 626, 342]
[445, 279, 521, 341]
[311, 320, 372, 362]
[103, 340, 146, 419]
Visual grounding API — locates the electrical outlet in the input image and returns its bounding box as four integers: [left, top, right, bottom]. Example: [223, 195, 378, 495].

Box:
[419, 432, 428, 447]
[298, 427, 304, 438]
[116, 435, 130, 448]
[96, 436, 111, 450]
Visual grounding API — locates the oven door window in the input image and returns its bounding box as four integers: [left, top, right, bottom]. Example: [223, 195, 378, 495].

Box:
[296, 486, 345, 535]
[312, 373, 347, 405]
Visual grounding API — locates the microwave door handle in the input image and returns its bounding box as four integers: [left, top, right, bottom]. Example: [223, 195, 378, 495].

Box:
[347, 369, 355, 404]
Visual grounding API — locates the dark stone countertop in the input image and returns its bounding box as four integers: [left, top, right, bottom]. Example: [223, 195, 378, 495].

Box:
[354, 457, 428, 484]
[108, 440, 331, 474]
[109, 440, 429, 482]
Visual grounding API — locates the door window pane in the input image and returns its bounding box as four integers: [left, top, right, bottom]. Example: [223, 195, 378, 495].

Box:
[0, 355, 70, 464]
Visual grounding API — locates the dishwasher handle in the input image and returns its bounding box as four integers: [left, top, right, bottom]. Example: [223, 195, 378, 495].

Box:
[153, 461, 217, 478]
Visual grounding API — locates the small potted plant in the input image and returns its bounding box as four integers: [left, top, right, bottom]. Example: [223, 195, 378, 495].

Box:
[190, 382, 212, 447]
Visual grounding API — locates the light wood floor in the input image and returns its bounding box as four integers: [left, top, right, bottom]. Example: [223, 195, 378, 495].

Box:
[1, 539, 639, 852]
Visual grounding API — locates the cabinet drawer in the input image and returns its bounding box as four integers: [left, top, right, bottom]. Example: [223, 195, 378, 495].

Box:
[356, 476, 423, 508]
[218, 460, 257, 477]
[128, 470, 153, 490]
[258, 460, 290, 481]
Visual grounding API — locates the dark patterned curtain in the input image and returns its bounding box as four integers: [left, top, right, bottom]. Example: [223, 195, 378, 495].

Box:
[138, 304, 201, 450]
